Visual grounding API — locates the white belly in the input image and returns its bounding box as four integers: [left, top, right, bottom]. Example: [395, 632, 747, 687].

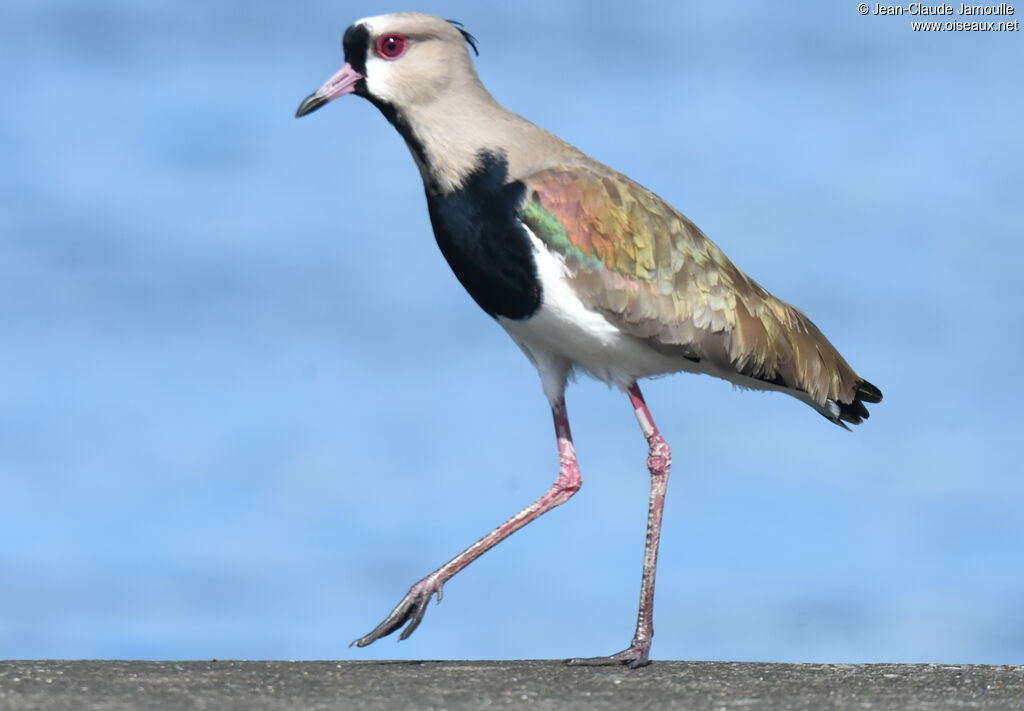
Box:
[497, 231, 684, 403]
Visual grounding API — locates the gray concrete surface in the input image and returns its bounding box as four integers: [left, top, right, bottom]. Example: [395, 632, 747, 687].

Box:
[0, 660, 1022, 710]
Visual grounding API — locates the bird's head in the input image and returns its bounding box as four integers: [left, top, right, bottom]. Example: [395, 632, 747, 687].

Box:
[295, 12, 480, 119]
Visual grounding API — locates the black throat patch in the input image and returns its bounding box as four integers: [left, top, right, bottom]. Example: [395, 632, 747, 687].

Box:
[426, 152, 542, 320]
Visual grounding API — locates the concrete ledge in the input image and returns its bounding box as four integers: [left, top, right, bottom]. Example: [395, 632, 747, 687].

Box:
[1, 660, 1022, 710]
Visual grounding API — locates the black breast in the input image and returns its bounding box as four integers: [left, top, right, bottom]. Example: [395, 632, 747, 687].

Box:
[426, 152, 542, 320]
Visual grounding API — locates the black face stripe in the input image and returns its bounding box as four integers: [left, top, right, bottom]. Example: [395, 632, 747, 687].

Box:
[366, 96, 429, 172]
[342, 22, 370, 77]
[427, 152, 541, 320]
[340, 22, 430, 177]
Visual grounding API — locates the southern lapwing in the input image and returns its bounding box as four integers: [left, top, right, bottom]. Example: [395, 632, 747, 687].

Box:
[296, 12, 882, 667]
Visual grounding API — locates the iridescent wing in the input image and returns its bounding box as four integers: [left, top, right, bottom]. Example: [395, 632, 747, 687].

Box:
[518, 164, 876, 418]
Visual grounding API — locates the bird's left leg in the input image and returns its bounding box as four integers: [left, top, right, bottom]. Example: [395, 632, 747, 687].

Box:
[567, 381, 671, 668]
[351, 397, 582, 648]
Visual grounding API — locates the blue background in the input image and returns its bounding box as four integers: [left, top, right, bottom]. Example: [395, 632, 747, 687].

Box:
[2, 1, 1022, 663]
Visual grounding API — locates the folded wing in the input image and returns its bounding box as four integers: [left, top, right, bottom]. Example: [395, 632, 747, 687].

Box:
[517, 164, 881, 425]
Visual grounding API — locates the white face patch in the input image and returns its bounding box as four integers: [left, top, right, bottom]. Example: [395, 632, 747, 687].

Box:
[362, 54, 401, 104]
[356, 15, 434, 108]
[355, 17, 399, 104]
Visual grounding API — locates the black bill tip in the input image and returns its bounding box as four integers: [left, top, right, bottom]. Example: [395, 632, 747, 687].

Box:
[295, 93, 328, 118]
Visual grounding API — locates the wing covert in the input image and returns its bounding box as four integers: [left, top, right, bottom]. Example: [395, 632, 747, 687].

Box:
[517, 164, 862, 410]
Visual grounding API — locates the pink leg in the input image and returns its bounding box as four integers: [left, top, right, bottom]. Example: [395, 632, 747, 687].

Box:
[352, 399, 582, 647]
[567, 382, 671, 668]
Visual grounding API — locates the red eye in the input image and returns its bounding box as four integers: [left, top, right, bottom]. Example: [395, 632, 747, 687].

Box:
[376, 33, 408, 60]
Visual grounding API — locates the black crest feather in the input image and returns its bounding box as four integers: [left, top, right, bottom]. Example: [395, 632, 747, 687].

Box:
[445, 19, 479, 55]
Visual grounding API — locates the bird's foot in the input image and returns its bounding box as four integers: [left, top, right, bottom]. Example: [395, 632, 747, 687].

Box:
[351, 575, 444, 647]
[565, 643, 651, 669]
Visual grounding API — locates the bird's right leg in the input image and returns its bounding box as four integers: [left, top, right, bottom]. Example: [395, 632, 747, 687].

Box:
[567, 382, 670, 668]
[352, 398, 582, 647]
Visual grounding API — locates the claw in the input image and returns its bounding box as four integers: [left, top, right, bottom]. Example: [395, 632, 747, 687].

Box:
[397, 591, 430, 640]
[351, 576, 444, 647]
[565, 645, 651, 669]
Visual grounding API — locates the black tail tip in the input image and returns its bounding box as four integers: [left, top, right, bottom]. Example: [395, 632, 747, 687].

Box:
[856, 380, 883, 404]
[835, 379, 883, 426]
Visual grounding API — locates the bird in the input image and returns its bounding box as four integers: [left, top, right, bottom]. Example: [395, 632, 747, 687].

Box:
[295, 12, 882, 668]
